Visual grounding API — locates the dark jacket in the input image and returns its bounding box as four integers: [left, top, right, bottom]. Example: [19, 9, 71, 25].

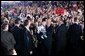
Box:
[22, 26, 34, 55]
[66, 23, 83, 56]
[44, 25, 53, 55]
[11, 26, 25, 50]
[67, 23, 82, 46]
[36, 25, 53, 55]
[55, 24, 68, 55]
[1, 31, 16, 55]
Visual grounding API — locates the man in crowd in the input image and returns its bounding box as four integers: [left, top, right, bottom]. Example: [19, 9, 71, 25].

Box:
[36, 18, 47, 55]
[22, 18, 34, 55]
[10, 18, 25, 55]
[45, 18, 53, 55]
[66, 17, 83, 56]
[1, 22, 16, 55]
[55, 16, 68, 56]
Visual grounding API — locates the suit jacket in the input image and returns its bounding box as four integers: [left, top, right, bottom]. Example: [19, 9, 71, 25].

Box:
[55, 24, 68, 53]
[43, 25, 53, 55]
[1, 31, 16, 52]
[11, 26, 24, 50]
[67, 23, 82, 46]
[22, 26, 34, 53]
[45, 25, 53, 48]
[66, 23, 83, 56]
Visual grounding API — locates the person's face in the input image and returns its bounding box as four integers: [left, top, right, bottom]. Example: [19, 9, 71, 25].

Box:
[42, 21, 46, 26]
[19, 21, 21, 24]
[5, 25, 9, 31]
[47, 19, 51, 24]
[56, 17, 60, 22]
[28, 20, 32, 27]
[35, 22, 38, 26]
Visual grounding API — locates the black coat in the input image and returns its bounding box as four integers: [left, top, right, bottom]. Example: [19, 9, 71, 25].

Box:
[36, 26, 47, 55]
[66, 23, 83, 56]
[11, 26, 24, 50]
[44, 25, 53, 55]
[1, 31, 16, 55]
[67, 23, 82, 46]
[22, 26, 34, 55]
[55, 24, 68, 55]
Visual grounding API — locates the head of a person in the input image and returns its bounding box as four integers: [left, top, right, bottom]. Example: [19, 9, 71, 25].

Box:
[24, 19, 31, 27]
[8, 19, 15, 26]
[60, 17, 64, 24]
[42, 18, 47, 26]
[74, 17, 78, 22]
[2, 17, 9, 23]
[27, 16, 32, 22]
[56, 16, 64, 23]
[47, 17, 52, 25]
[56, 16, 61, 23]
[15, 18, 21, 25]
[73, 17, 79, 24]
[1, 22, 9, 31]
[27, 16, 31, 20]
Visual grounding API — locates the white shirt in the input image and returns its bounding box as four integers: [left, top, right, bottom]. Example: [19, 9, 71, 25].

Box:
[25, 26, 30, 32]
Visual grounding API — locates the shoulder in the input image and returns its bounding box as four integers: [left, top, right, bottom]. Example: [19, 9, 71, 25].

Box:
[11, 26, 17, 31]
[3, 31, 14, 38]
[21, 26, 27, 33]
[62, 24, 68, 29]
[7, 31, 13, 35]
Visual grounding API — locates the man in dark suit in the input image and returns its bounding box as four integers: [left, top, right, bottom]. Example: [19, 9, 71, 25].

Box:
[55, 17, 68, 56]
[36, 20, 47, 56]
[1, 22, 16, 55]
[10, 19, 25, 55]
[66, 17, 83, 56]
[45, 18, 53, 55]
[22, 19, 34, 55]
[36, 18, 53, 56]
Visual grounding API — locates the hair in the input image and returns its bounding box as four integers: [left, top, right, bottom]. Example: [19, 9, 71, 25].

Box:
[1, 22, 8, 30]
[27, 16, 31, 21]
[42, 18, 47, 22]
[24, 19, 29, 26]
[15, 18, 21, 24]
[47, 17, 52, 20]
[74, 17, 78, 22]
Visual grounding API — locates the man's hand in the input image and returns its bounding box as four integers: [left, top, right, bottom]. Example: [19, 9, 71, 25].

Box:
[12, 49, 17, 55]
[30, 51, 33, 55]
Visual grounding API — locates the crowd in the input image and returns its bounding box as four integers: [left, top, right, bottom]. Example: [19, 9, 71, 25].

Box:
[1, 1, 84, 56]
